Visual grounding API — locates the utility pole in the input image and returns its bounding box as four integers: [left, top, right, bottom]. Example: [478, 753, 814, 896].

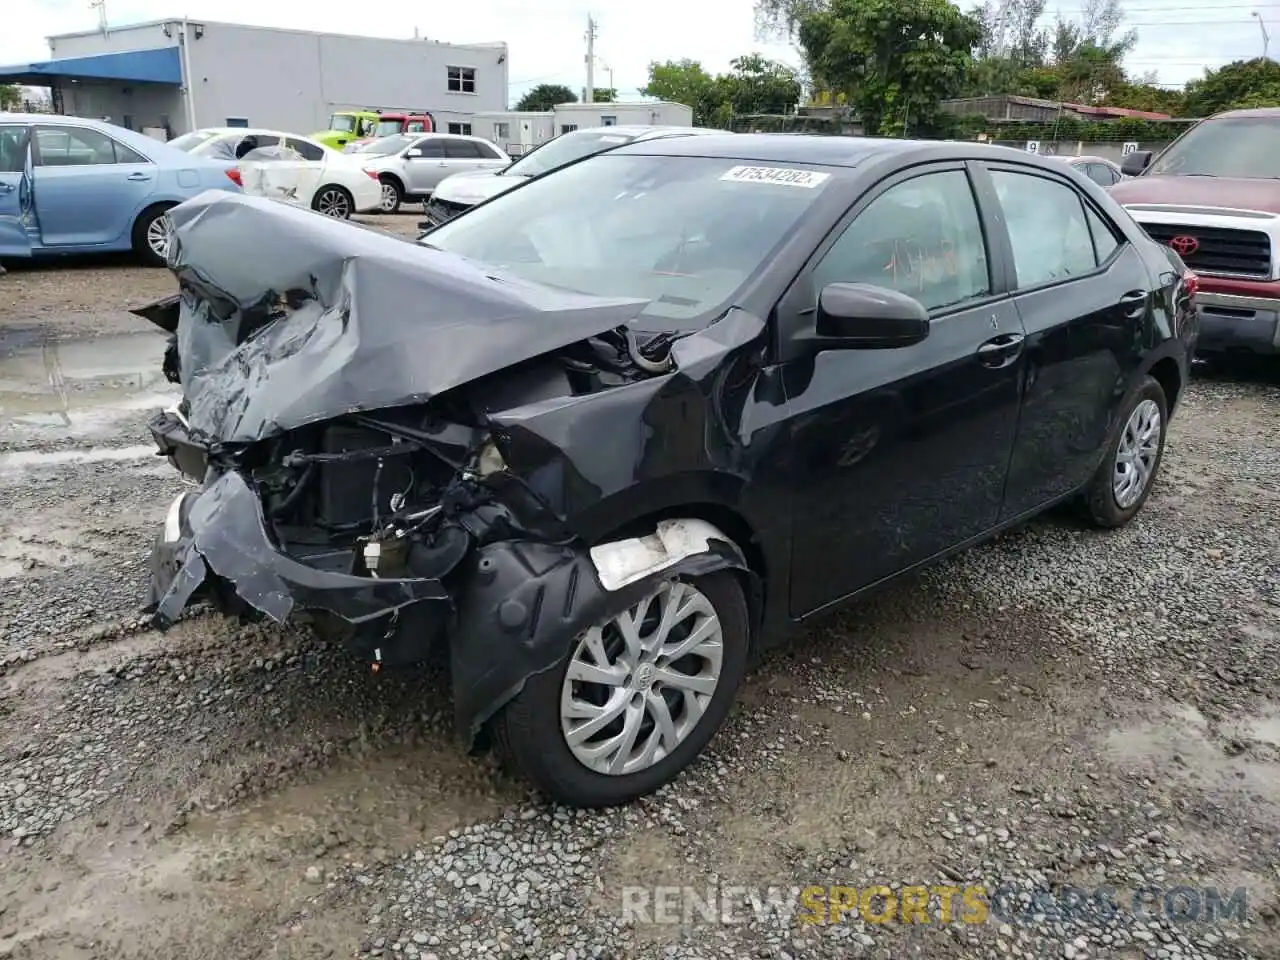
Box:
[89, 0, 108, 37]
[585, 14, 596, 104]
[1254, 11, 1270, 59]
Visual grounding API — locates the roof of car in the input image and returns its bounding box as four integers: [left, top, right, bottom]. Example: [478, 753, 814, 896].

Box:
[612, 133, 927, 167]
[1214, 107, 1280, 119]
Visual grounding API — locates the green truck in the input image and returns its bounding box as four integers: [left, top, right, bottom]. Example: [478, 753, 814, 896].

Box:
[311, 110, 435, 151]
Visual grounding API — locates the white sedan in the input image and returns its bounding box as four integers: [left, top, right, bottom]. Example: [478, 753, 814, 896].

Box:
[169, 127, 381, 219]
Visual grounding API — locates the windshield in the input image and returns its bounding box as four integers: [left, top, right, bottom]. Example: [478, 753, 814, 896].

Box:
[504, 130, 637, 178]
[374, 119, 403, 137]
[1150, 117, 1280, 178]
[362, 134, 414, 156]
[424, 154, 833, 327]
[168, 130, 218, 153]
[328, 114, 357, 133]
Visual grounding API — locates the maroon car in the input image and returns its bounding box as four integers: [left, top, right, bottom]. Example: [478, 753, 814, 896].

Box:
[1114, 108, 1280, 358]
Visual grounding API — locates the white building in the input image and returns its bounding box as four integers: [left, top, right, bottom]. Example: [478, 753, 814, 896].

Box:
[0, 19, 510, 138]
[473, 101, 694, 155]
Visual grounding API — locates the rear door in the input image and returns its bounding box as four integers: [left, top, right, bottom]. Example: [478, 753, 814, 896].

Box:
[283, 137, 328, 204]
[31, 124, 157, 246]
[982, 161, 1156, 518]
[0, 123, 33, 257]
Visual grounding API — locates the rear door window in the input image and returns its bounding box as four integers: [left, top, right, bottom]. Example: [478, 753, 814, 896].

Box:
[990, 169, 1098, 287]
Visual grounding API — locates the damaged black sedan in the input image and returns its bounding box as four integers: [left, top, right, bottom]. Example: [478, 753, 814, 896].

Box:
[136, 135, 1197, 807]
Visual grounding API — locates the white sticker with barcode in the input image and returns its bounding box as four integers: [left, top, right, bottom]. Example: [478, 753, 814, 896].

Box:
[720, 165, 830, 187]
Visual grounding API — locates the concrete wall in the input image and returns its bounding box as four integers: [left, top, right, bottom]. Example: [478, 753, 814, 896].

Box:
[184, 22, 508, 136]
[48, 23, 176, 58]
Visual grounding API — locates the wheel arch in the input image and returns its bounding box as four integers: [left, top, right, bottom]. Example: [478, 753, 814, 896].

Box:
[1145, 354, 1182, 412]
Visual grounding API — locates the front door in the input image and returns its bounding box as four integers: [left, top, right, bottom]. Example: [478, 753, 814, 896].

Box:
[32, 124, 156, 247]
[984, 163, 1157, 517]
[404, 137, 447, 194]
[781, 164, 1026, 615]
[0, 123, 33, 257]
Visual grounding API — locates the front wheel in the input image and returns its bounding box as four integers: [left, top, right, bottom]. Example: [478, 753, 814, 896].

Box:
[1083, 374, 1169, 527]
[493, 572, 749, 807]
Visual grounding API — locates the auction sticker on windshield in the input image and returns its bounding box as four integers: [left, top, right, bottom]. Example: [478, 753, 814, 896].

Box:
[721, 165, 831, 187]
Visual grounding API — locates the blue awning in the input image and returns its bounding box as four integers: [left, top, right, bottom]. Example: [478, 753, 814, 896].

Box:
[0, 47, 182, 85]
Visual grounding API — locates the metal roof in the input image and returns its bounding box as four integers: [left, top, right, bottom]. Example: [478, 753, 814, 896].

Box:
[0, 47, 182, 85]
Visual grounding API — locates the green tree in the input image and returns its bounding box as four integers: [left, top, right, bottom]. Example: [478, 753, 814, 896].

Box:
[514, 83, 577, 112]
[641, 59, 723, 125]
[716, 54, 803, 115]
[0, 84, 20, 111]
[1183, 58, 1280, 116]
[798, 0, 984, 135]
[591, 88, 616, 102]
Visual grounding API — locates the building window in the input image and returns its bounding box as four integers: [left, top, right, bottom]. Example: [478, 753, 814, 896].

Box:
[225, 117, 249, 128]
[560, 124, 578, 134]
[493, 122, 510, 142]
[601, 116, 617, 126]
[447, 66, 476, 94]
[447, 122, 472, 136]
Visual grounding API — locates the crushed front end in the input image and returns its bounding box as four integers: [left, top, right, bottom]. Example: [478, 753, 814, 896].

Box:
[134, 191, 756, 747]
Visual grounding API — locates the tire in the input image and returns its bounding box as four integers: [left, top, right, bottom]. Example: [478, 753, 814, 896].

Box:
[312, 185, 353, 219]
[493, 571, 750, 807]
[131, 204, 175, 267]
[378, 176, 403, 214]
[1083, 374, 1168, 527]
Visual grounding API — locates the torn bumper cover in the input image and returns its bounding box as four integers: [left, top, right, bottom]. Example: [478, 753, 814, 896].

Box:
[148, 470, 450, 628]
[149, 470, 750, 745]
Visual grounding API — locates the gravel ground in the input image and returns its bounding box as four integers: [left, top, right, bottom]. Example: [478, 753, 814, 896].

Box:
[0, 216, 1277, 960]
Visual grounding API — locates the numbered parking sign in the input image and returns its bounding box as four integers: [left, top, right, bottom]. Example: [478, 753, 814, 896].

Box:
[1122, 142, 1139, 155]
[1025, 140, 1040, 154]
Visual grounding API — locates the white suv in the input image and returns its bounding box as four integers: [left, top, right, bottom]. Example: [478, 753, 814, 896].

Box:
[359, 133, 510, 213]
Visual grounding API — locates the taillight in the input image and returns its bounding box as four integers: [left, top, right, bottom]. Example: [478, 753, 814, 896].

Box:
[225, 168, 242, 186]
[1183, 271, 1199, 298]
[363, 168, 379, 180]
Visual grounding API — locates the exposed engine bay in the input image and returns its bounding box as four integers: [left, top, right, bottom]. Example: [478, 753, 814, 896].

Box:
[137, 191, 761, 747]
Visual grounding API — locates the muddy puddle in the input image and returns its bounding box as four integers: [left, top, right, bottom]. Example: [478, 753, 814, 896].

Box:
[1105, 702, 1280, 806]
[0, 331, 178, 444]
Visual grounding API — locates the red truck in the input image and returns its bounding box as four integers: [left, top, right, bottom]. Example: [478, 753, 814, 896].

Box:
[1113, 107, 1280, 358]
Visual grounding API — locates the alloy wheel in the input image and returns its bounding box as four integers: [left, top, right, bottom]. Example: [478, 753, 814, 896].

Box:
[316, 188, 351, 218]
[1113, 398, 1162, 508]
[560, 581, 724, 776]
[146, 216, 171, 261]
[379, 183, 399, 213]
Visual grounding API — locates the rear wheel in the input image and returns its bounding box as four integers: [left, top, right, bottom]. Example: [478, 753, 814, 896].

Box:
[132, 204, 175, 267]
[312, 185, 353, 219]
[493, 572, 749, 807]
[378, 176, 403, 214]
[1083, 375, 1168, 527]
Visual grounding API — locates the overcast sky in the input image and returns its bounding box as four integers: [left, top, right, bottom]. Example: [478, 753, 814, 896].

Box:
[3, 0, 1274, 102]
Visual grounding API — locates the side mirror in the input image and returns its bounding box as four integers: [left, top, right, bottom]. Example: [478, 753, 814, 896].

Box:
[406, 148, 423, 158]
[1121, 150, 1152, 176]
[814, 282, 929, 348]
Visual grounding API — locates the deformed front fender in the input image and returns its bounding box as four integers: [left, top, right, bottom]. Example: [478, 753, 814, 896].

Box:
[449, 519, 756, 749]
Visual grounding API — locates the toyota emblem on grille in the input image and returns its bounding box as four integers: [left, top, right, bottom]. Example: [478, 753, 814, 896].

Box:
[1169, 235, 1200, 256]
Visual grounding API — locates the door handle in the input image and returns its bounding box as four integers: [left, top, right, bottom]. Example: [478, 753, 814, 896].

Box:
[977, 332, 1025, 368]
[1118, 290, 1147, 318]
[0, 182, 12, 193]
[126, 172, 152, 181]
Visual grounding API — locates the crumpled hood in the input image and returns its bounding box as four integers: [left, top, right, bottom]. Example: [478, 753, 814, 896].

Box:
[135, 190, 650, 446]
[433, 170, 523, 205]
